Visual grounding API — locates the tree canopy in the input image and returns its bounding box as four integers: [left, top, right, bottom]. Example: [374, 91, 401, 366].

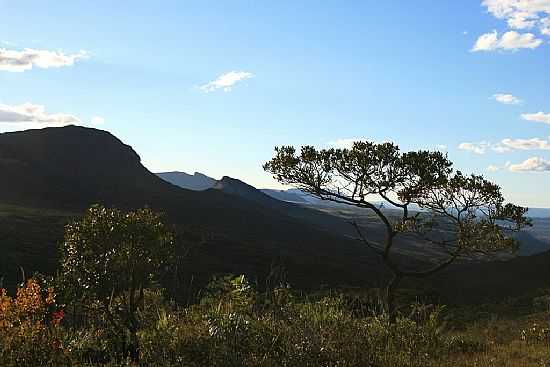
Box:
[264, 141, 531, 316]
[59, 205, 175, 361]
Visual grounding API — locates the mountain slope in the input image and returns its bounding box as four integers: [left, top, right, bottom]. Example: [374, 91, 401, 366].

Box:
[157, 171, 216, 191]
[2, 126, 549, 304]
[213, 176, 284, 208]
[0, 126, 382, 291]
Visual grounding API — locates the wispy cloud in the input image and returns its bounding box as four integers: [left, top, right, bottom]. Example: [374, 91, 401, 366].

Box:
[0, 103, 80, 125]
[0, 103, 106, 132]
[487, 164, 500, 172]
[199, 71, 254, 92]
[492, 93, 522, 104]
[460, 137, 550, 154]
[0, 48, 88, 72]
[458, 141, 495, 154]
[508, 156, 550, 172]
[501, 137, 550, 150]
[521, 111, 550, 124]
[472, 30, 543, 51]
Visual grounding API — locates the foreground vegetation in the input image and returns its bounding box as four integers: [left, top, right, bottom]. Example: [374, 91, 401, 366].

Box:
[2, 275, 550, 366]
[0, 200, 546, 366]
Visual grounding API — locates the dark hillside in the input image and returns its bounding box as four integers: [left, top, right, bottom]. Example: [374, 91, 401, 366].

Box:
[1, 126, 549, 304]
[0, 126, 383, 290]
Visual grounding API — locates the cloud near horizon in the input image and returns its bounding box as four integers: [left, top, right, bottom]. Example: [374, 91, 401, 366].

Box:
[458, 141, 496, 154]
[0, 103, 106, 133]
[199, 71, 254, 92]
[0, 103, 80, 125]
[459, 137, 550, 154]
[501, 137, 550, 150]
[508, 156, 550, 172]
[0, 48, 88, 72]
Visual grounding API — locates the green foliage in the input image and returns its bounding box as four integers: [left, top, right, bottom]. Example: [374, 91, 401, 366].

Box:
[3, 273, 550, 366]
[59, 205, 175, 303]
[263, 141, 531, 317]
[57, 204, 175, 362]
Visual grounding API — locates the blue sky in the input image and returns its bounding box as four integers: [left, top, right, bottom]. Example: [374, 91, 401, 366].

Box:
[1, 0, 549, 207]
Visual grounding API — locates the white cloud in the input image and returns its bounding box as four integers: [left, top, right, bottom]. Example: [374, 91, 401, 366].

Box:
[521, 111, 550, 124]
[436, 144, 448, 151]
[492, 93, 522, 104]
[0, 103, 80, 125]
[487, 164, 501, 172]
[482, 0, 550, 35]
[492, 144, 512, 153]
[472, 30, 543, 51]
[501, 137, 550, 150]
[0, 48, 88, 72]
[460, 137, 550, 154]
[0, 103, 82, 132]
[458, 141, 511, 154]
[508, 156, 550, 172]
[91, 116, 105, 125]
[200, 71, 254, 92]
[458, 141, 492, 154]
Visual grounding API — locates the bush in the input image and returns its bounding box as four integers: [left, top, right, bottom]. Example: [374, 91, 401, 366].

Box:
[0, 279, 67, 366]
[0, 274, 476, 366]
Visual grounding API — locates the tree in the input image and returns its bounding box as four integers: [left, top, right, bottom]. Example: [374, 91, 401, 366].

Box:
[59, 205, 175, 362]
[263, 142, 531, 319]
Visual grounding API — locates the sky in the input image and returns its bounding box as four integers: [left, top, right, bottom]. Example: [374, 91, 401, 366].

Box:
[1, 0, 549, 207]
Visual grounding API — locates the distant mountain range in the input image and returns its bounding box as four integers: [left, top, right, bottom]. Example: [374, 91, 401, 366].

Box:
[1, 125, 550, 304]
[157, 171, 216, 191]
[157, 171, 312, 204]
[156, 171, 550, 218]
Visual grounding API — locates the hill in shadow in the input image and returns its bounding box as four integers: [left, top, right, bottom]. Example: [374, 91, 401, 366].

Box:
[0, 126, 383, 292]
[1, 125, 550, 304]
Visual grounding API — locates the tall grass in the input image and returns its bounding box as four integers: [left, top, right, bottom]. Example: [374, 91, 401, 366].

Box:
[1, 275, 550, 366]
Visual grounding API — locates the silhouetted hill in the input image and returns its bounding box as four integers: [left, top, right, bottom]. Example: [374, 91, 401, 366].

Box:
[1, 126, 550, 304]
[213, 176, 284, 208]
[156, 171, 310, 204]
[157, 171, 216, 191]
[0, 126, 382, 292]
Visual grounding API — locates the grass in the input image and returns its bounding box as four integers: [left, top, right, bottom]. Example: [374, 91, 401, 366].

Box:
[2, 275, 550, 366]
[0, 203, 76, 290]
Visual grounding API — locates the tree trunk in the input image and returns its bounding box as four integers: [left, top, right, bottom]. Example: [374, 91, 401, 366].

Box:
[127, 323, 140, 364]
[386, 273, 402, 323]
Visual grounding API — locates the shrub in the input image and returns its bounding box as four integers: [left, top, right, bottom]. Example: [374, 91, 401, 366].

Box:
[0, 278, 67, 366]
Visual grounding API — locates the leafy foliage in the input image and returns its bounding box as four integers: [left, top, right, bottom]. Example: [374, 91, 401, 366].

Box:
[264, 141, 531, 316]
[58, 204, 175, 362]
[0, 279, 65, 366]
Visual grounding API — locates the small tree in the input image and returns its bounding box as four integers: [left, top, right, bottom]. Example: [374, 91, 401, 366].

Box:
[59, 205, 175, 362]
[264, 142, 531, 318]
